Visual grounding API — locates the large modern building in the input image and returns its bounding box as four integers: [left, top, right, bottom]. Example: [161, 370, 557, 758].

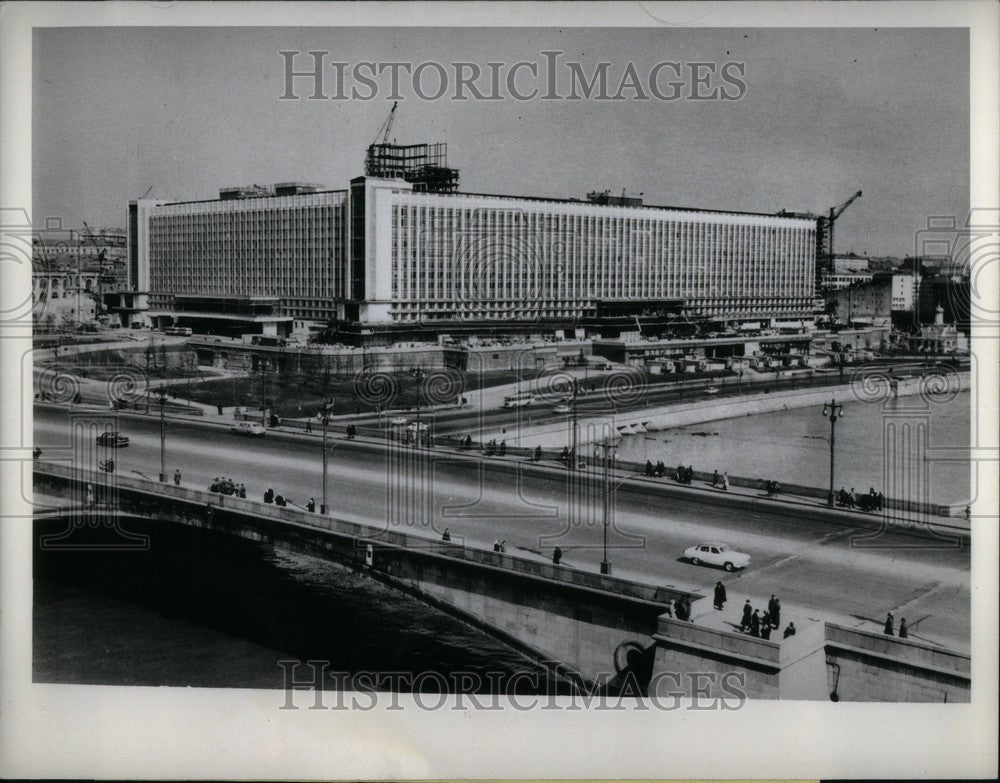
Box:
[129, 173, 819, 342]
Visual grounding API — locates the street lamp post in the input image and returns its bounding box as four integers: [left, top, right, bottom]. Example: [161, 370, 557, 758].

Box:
[594, 432, 618, 576]
[158, 391, 167, 482]
[822, 398, 844, 506]
[320, 397, 332, 514]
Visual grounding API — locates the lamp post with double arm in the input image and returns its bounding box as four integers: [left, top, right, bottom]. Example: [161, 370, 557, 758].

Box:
[822, 398, 844, 507]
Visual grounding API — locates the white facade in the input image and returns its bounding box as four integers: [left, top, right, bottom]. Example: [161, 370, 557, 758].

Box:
[360, 179, 817, 325]
[142, 191, 348, 321]
[891, 272, 919, 311]
[136, 176, 818, 330]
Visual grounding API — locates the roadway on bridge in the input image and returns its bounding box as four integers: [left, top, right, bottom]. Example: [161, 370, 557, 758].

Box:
[34, 405, 971, 653]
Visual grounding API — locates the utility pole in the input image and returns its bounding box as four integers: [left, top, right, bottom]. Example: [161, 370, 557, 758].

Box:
[321, 397, 332, 514]
[822, 398, 844, 506]
[594, 432, 617, 576]
[570, 378, 579, 469]
[158, 391, 167, 482]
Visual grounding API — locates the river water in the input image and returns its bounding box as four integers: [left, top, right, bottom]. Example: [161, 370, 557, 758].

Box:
[33, 519, 570, 693]
[615, 389, 971, 505]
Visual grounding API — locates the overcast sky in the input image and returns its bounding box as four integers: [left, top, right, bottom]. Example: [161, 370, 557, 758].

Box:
[33, 26, 968, 257]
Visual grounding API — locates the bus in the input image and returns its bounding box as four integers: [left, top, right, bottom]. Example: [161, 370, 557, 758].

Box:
[503, 392, 533, 408]
[164, 326, 192, 336]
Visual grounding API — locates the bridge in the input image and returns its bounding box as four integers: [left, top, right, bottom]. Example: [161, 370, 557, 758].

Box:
[34, 461, 970, 701]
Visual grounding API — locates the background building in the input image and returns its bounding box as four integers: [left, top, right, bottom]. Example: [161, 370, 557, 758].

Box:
[131, 172, 819, 343]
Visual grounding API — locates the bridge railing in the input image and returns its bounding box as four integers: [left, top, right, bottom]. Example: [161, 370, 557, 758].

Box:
[34, 461, 693, 606]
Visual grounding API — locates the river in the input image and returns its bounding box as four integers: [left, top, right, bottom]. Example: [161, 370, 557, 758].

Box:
[615, 389, 971, 505]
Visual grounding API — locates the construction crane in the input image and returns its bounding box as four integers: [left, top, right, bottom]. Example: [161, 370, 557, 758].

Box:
[374, 100, 398, 146]
[816, 190, 863, 269]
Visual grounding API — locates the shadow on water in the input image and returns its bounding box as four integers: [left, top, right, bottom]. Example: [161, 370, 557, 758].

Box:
[33, 516, 582, 694]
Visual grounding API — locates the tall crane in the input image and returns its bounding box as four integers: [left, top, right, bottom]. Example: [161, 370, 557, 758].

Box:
[375, 101, 398, 146]
[816, 190, 863, 269]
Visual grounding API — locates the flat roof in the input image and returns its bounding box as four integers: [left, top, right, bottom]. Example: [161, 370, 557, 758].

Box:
[149, 175, 816, 221]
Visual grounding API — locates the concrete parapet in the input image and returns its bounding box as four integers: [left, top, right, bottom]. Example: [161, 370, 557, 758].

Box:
[650, 612, 970, 702]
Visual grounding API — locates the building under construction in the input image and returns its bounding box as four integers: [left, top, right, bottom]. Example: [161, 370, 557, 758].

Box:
[362, 102, 459, 193]
[364, 142, 459, 193]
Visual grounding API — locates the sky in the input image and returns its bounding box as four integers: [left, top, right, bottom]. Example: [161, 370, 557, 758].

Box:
[33, 26, 968, 257]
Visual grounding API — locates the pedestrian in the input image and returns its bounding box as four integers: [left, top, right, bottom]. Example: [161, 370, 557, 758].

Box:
[767, 594, 777, 618]
[713, 581, 727, 610]
[552, 545, 562, 565]
[771, 598, 781, 629]
[264, 488, 274, 504]
[899, 618, 908, 639]
[499, 539, 506, 553]
[493, 539, 501, 552]
[645, 460, 654, 477]
[761, 618, 772, 640]
[305, 420, 312, 434]
[711, 469, 720, 487]
[498, 440, 506, 456]
[876, 491, 884, 511]
[173, 468, 181, 486]
[656, 461, 665, 478]
[783, 622, 796, 639]
[741, 599, 752, 631]
[687, 465, 694, 483]
[307, 498, 315, 512]
[884, 612, 895, 636]
[442, 528, 451, 542]
[238, 483, 246, 498]
[86, 483, 95, 508]
[721, 471, 729, 491]
[964, 505, 971, 521]
[750, 609, 761, 637]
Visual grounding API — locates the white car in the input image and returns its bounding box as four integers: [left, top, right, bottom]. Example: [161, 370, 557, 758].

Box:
[683, 542, 750, 571]
[389, 417, 408, 427]
[704, 386, 720, 395]
[230, 421, 265, 436]
[553, 404, 571, 414]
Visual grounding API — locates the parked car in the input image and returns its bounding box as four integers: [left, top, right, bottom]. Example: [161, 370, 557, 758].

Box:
[95, 431, 129, 448]
[704, 386, 720, 395]
[682, 542, 750, 571]
[230, 421, 265, 436]
[553, 404, 571, 414]
[389, 417, 408, 427]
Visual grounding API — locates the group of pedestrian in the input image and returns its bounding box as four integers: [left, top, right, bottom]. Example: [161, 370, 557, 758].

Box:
[739, 594, 792, 639]
[492, 538, 507, 553]
[836, 486, 884, 511]
[210, 477, 246, 498]
[711, 470, 730, 490]
[675, 464, 695, 484]
[460, 435, 474, 451]
[763, 479, 781, 497]
[263, 487, 288, 507]
[484, 439, 506, 456]
[883, 612, 908, 638]
[644, 461, 667, 478]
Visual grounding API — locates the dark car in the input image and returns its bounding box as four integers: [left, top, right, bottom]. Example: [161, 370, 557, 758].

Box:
[96, 431, 129, 447]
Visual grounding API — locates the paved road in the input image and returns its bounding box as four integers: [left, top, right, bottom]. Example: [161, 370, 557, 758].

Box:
[34, 405, 971, 652]
[351, 361, 959, 437]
